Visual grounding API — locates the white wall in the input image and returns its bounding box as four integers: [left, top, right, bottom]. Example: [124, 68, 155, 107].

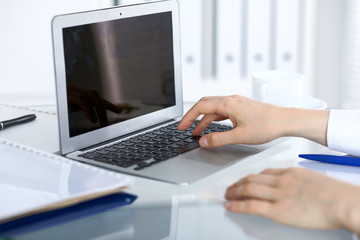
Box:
[341, 0, 360, 109]
[313, 0, 346, 108]
[0, 0, 113, 107]
[1, 0, 354, 109]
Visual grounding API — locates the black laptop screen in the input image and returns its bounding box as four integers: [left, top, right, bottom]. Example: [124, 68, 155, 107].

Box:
[62, 12, 175, 137]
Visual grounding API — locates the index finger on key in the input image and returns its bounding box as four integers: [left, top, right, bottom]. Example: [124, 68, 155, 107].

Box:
[178, 99, 220, 130]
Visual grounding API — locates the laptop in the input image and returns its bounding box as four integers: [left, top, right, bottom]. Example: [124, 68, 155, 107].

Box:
[51, 0, 260, 185]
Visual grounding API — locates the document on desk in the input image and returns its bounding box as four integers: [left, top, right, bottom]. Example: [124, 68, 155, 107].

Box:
[0, 138, 133, 224]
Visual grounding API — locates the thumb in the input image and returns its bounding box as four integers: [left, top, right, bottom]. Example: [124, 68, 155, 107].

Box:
[199, 130, 239, 148]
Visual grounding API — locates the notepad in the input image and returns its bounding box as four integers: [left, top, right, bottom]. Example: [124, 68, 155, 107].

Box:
[0, 138, 133, 224]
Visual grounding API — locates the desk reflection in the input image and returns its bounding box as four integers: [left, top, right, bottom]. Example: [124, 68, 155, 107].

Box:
[11, 199, 176, 240]
[175, 197, 353, 240]
[299, 160, 360, 186]
[5, 192, 355, 240]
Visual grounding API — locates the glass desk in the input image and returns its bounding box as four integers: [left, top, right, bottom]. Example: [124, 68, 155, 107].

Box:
[3, 195, 353, 240]
[1, 137, 357, 240]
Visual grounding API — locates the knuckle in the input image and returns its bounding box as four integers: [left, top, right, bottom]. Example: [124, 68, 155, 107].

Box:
[199, 96, 210, 102]
[280, 168, 302, 181]
[278, 173, 295, 184]
[243, 174, 256, 185]
[278, 174, 291, 182]
[289, 167, 303, 174]
[242, 183, 255, 195]
[273, 177, 282, 186]
[221, 96, 238, 111]
[285, 167, 298, 173]
[245, 174, 257, 182]
[229, 94, 241, 100]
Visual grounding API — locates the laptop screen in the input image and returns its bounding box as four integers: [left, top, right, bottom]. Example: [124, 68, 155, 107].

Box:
[62, 12, 175, 137]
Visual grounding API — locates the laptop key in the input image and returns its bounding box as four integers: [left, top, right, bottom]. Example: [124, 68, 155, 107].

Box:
[152, 131, 163, 135]
[136, 155, 152, 161]
[129, 138, 142, 144]
[110, 152, 124, 157]
[104, 146, 119, 152]
[113, 144, 127, 150]
[173, 141, 200, 154]
[167, 143, 183, 149]
[145, 146, 158, 151]
[146, 133, 158, 138]
[208, 123, 219, 128]
[153, 143, 167, 148]
[80, 120, 232, 171]
[121, 141, 133, 146]
[136, 143, 149, 148]
[153, 155, 170, 161]
[95, 149, 110, 155]
[216, 125, 232, 130]
[151, 149, 168, 155]
[81, 152, 101, 159]
[161, 139, 174, 145]
[152, 137, 163, 142]
[168, 137, 182, 142]
[137, 135, 150, 141]
[183, 131, 194, 136]
[176, 135, 189, 140]
[111, 156, 126, 163]
[118, 159, 143, 168]
[93, 156, 115, 165]
[175, 141, 188, 146]
[121, 148, 133, 154]
[128, 146, 141, 151]
[183, 138, 197, 143]
[136, 148, 149, 154]
[163, 152, 179, 158]
[137, 162, 149, 168]
[160, 128, 172, 133]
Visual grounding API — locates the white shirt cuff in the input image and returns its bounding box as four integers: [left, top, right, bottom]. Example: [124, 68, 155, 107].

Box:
[327, 109, 360, 157]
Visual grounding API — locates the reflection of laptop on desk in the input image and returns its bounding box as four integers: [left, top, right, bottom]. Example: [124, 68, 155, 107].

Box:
[52, 0, 260, 185]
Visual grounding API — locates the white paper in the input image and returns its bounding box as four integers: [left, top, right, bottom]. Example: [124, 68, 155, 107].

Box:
[0, 139, 131, 223]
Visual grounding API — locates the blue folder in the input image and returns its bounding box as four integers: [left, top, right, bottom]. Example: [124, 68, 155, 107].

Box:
[0, 192, 137, 238]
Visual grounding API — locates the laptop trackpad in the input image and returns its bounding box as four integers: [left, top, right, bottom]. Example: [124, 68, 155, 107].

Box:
[138, 144, 261, 185]
[181, 145, 260, 166]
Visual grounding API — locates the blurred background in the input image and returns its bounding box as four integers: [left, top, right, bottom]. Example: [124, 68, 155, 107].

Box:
[0, 0, 359, 109]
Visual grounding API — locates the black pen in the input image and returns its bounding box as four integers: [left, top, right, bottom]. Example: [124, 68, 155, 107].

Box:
[0, 114, 37, 130]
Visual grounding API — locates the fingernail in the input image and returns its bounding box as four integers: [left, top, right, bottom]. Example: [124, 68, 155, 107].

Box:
[224, 201, 231, 209]
[200, 137, 208, 147]
[224, 190, 230, 199]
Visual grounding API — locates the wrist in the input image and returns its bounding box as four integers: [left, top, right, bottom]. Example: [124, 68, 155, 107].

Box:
[279, 107, 330, 145]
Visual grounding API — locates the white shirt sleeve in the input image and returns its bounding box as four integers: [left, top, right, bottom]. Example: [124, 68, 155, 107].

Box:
[327, 109, 360, 157]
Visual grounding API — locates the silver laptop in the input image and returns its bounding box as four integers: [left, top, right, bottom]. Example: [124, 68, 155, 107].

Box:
[52, 0, 260, 185]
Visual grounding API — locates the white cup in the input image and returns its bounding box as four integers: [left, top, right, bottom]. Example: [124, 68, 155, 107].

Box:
[252, 70, 305, 107]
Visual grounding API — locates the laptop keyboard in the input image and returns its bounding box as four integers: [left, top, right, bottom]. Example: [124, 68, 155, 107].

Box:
[78, 121, 232, 171]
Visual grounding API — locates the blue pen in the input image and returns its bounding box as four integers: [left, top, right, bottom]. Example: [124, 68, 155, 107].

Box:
[299, 154, 360, 167]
